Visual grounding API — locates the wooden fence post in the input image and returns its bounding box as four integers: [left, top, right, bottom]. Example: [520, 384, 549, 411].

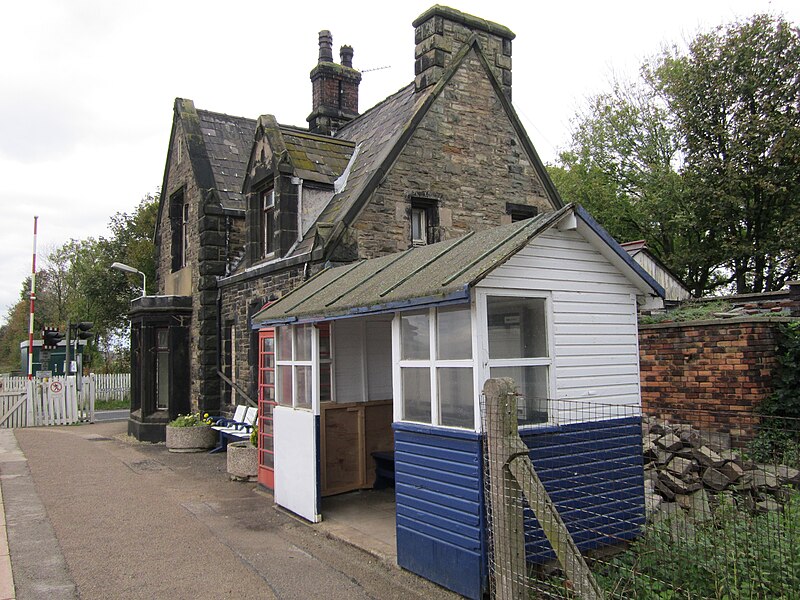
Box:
[484, 378, 605, 600]
[484, 378, 527, 600]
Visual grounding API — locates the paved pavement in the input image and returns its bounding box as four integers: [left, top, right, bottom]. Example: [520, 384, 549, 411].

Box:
[0, 422, 459, 600]
[92, 409, 129, 422]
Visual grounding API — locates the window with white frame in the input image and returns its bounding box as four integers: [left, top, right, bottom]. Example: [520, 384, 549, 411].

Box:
[275, 323, 331, 410]
[398, 305, 474, 429]
[486, 295, 551, 425]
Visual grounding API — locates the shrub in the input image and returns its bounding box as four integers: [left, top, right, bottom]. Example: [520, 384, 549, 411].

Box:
[169, 412, 212, 427]
[595, 491, 800, 599]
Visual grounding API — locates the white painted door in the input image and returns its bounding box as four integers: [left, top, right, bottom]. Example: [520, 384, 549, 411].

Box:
[273, 405, 320, 522]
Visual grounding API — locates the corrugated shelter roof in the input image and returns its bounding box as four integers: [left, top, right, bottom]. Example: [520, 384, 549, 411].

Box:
[196, 109, 256, 211]
[281, 128, 355, 185]
[252, 206, 572, 326]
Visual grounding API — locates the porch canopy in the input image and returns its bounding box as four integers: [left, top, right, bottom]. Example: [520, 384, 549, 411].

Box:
[250, 203, 664, 327]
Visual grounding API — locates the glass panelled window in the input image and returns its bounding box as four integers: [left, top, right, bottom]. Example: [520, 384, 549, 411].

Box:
[155, 328, 169, 410]
[261, 189, 275, 258]
[399, 305, 474, 429]
[487, 295, 550, 425]
[275, 323, 332, 409]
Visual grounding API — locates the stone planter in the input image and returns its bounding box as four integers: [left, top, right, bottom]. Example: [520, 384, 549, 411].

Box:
[165, 425, 216, 453]
[227, 441, 258, 481]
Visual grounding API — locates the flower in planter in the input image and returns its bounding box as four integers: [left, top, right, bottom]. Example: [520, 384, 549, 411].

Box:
[169, 412, 213, 427]
[250, 422, 258, 447]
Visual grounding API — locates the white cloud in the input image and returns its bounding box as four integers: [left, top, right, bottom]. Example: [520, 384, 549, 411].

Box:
[0, 0, 797, 322]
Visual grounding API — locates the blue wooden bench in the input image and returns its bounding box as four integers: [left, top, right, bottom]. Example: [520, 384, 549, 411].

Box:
[209, 406, 256, 453]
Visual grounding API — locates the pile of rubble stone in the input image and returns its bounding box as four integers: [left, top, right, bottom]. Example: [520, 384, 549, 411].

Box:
[642, 416, 800, 521]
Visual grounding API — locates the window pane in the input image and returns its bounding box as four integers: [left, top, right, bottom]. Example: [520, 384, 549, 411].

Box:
[319, 326, 331, 360]
[401, 311, 429, 360]
[438, 367, 474, 429]
[156, 349, 169, 410]
[402, 368, 431, 423]
[262, 335, 274, 354]
[277, 365, 292, 406]
[487, 296, 547, 359]
[320, 364, 332, 403]
[411, 208, 426, 242]
[437, 306, 471, 360]
[276, 327, 292, 361]
[295, 324, 312, 361]
[490, 366, 549, 425]
[295, 365, 312, 409]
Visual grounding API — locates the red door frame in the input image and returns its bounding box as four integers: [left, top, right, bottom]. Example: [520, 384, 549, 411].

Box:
[257, 328, 276, 489]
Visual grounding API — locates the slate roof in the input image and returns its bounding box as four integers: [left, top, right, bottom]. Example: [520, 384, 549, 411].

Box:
[196, 109, 256, 211]
[252, 206, 572, 325]
[290, 83, 433, 256]
[620, 240, 647, 257]
[281, 127, 355, 185]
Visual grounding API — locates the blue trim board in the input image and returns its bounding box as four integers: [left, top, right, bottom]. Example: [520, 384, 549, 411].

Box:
[393, 423, 487, 600]
[520, 416, 646, 563]
[392, 418, 645, 597]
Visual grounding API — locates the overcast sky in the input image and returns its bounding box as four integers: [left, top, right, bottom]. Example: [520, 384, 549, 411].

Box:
[1, 0, 797, 325]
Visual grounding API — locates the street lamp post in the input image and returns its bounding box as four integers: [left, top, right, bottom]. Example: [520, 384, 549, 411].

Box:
[110, 261, 147, 297]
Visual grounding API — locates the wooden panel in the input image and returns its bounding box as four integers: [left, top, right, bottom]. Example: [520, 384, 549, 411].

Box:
[321, 403, 363, 496]
[363, 400, 393, 487]
[479, 229, 642, 417]
[321, 399, 394, 496]
[518, 417, 645, 563]
[394, 423, 486, 600]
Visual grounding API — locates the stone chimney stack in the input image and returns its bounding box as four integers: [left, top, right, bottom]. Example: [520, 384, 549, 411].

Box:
[318, 30, 334, 63]
[340, 45, 354, 68]
[308, 31, 362, 136]
[412, 6, 515, 99]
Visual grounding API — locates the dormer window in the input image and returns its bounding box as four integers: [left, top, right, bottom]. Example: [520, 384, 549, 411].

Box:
[261, 189, 275, 258]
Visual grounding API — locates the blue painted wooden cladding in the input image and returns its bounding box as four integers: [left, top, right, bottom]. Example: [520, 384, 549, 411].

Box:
[519, 416, 646, 562]
[393, 423, 486, 600]
[393, 417, 644, 599]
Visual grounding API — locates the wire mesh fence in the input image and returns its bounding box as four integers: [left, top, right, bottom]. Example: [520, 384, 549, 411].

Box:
[481, 383, 800, 600]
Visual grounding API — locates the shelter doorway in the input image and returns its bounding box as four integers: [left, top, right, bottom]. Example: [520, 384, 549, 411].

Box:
[321, 316, 394, 496]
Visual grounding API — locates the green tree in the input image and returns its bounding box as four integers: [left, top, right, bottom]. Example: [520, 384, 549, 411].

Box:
[0, 193, 158, 373]
[553, 14, 800, 296]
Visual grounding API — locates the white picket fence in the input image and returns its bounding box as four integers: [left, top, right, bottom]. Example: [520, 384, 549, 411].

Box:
[0, 373, 130, 428]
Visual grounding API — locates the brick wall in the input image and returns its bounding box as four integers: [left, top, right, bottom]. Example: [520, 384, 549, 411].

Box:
[639, 317, 792, 437]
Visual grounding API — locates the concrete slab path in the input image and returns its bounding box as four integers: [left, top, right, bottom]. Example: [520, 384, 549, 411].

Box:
[0, 422, 459, 600]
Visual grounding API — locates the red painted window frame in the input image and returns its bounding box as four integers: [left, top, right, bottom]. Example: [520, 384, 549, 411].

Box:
[257, 327, 276, 489]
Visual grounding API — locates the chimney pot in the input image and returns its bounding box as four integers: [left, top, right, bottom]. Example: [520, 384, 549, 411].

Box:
[340, 45, 354, 68]
[318, 30, 333, 63]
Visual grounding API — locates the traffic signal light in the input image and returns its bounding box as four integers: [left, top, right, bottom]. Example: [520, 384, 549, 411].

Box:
[74, 322, 94, 341]
[42, 327, 65, 350]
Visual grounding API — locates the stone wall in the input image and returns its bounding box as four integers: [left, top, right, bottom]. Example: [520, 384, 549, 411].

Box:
[219, 263, 310, 408]
[639, 317, 792, 436]
[351, 48, 552, 260]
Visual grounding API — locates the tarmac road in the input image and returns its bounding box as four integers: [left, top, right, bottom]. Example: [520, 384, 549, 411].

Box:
[0, 422, 459, 600]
